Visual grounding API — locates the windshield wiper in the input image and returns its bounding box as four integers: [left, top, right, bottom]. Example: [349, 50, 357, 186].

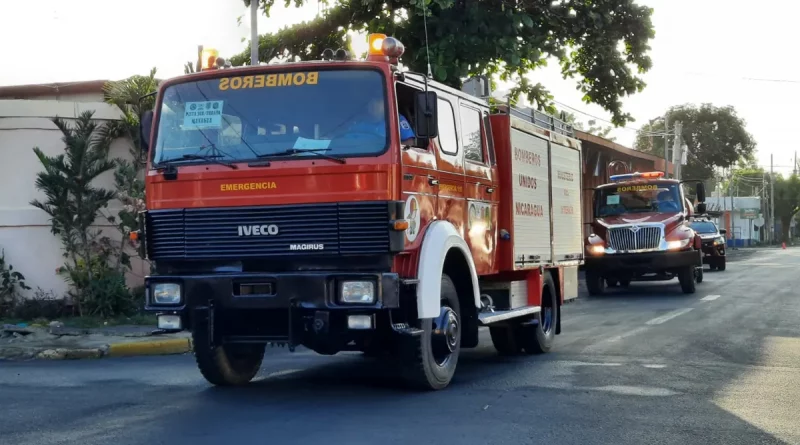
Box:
[166, 154, 238, 169]
[258, 148, 346, 164]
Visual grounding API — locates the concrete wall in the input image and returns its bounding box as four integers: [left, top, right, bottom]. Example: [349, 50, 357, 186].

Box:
[705, 196, 764, 245]
[0, 96, 147, 299]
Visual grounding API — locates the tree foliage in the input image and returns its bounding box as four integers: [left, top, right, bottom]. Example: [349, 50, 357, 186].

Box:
[772, 174, 800, 242]
[30, 112, 125, 316]
[103, 69, 159, 265]
[634, 104, 756, 181]
[558, 110, 615, 141]
[234, 0, 655, 125]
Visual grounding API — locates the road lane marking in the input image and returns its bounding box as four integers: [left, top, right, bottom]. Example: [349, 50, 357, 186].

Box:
[701, 294, 721, 301]
[645, 308, 694, 325]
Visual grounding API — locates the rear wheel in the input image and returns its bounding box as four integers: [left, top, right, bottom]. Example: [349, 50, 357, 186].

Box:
[586, 270, 605, 296]
[696, 267, 704, 283]
[678, 265, 696, 294]
[402, 274, 461, 390]
[192, 338, 265, 386]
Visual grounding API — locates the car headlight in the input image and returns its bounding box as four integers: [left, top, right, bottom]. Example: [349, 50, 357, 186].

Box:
[666, 238, 691, 250]
[340, 281, 376, 304]
[714, 236, 725, 245]
[152, 283, 182, 305]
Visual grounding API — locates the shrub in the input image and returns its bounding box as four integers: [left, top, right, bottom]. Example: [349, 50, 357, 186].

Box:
[0, 250, 31, 318]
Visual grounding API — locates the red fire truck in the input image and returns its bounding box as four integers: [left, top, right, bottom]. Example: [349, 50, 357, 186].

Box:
[583, 171, 708, 294]
[136, 34, 583, 390]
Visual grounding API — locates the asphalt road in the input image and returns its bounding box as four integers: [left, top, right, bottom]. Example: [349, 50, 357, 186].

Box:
[2, 248, 799, 445]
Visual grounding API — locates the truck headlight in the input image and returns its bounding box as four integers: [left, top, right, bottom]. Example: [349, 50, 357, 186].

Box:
[587, 245, 605, 255]
[152, 283, 182, 305]
[340, 281, 375, 304]
[666, 238, 691, 250]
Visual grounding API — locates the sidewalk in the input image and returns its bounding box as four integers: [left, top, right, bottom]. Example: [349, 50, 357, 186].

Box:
[0, 323, 192, 360]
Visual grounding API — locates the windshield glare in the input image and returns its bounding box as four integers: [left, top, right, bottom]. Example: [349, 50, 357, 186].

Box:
[152, 69, 389, 164]
[596, 182, 682, 217]
[690, 221, 718, 234]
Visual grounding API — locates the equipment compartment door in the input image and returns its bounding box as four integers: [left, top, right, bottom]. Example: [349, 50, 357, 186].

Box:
[509, 123, 552, 268]
[550, 140, 583, 262]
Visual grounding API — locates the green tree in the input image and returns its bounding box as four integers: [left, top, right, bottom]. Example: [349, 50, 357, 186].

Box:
[235, 0, 655, 125]
[30, 112, 120, 316]
[102, 69, 159, 266]
[558, 110, 615, 141]
[772, 174, 800, 243]
[634, 104, 756, 181]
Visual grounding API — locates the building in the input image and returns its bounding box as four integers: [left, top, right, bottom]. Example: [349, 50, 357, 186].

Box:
[577, 131, 675, 238]
[705, 196, 765, 246]
[0, 80, 146, 299]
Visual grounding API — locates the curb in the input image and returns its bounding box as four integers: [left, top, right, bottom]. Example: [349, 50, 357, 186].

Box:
[106, 338, 193, 358]
[0, 337, 193, 361]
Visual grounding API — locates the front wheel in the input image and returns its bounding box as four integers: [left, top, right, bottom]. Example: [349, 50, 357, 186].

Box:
[586, 270, 605, 296]
[678, 265, 697, 294]
[402, 274, 462, 390]
[192, 337, 265, 386]
[717, 257, 727, 271]
[696, 267, 704, 283]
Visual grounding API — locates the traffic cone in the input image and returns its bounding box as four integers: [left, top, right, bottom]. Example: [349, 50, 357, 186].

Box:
[782, 242, 786, 249]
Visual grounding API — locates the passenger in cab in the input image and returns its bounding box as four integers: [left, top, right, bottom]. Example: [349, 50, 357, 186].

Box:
[656, 190, 681, 212]
[347, 97, 416, 145]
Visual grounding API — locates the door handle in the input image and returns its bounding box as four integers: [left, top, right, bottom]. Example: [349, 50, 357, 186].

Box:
[486, 186, 495, 193]
[428, 177, 439, 186]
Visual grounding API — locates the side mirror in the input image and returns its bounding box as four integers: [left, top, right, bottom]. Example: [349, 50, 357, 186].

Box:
[696, 181, 706, 203]
[719, 229, 727, 235]
[696, 203, 707, 214]
[139, 110, 154, 153]
[413, 91, 438, 139]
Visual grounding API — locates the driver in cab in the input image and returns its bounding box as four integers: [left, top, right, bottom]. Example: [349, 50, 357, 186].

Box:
[346, 97, 416, 146]
[656, 190, 681, 212]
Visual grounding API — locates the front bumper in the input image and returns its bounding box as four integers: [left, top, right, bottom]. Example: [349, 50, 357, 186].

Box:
[584, 249, 701, 274]
[700, 241, 726, 260]
[144, 271, 400, 312]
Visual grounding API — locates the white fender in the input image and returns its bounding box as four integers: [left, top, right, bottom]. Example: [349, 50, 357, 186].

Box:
[416, 220, 481, 319]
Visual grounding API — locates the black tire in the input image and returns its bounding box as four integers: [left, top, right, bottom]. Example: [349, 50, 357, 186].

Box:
[678, 266, 696, 294]
[696, 267, 704, 283]
[520, 272, 558, 354]
[618, 279, 631, 288]
[606, 279, 619, 287]
[709, 262, 717, 271]
[490, 325, 523, 356]
[717, 257, 726, 271]
[586, 270, 605, 296]
[402, 274, 462, 390]
[192, 335, 265, 386]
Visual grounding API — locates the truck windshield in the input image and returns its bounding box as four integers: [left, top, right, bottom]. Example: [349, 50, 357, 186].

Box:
[596, 182, 682, 217]
[152, 69, 388, 165]
[690, 221, 718, 234]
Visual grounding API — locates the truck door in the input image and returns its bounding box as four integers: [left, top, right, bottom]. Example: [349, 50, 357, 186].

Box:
[459, 102, 498, 275]
[397, 82, 437, 251]
[433, 95, 467, 238]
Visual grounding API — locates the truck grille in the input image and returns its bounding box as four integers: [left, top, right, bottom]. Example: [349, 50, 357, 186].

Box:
[145, 201, 391, 260]
[607, 226, 661, 251]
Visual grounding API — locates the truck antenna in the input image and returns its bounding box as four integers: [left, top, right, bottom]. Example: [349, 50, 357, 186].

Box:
[421, 0, 432, 80]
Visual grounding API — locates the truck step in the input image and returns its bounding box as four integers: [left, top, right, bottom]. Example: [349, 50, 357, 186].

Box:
[478, 306, 541, 326]
[391, 323, 424, 337]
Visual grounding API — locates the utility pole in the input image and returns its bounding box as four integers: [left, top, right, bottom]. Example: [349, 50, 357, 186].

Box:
[795, 151, 797, 176]
[663, 115, 670, 176]
[250, 0, 259, 65]
[729, 170, 736, 249]
[671, 121, 683, 179]
[770, 153, 775, 244]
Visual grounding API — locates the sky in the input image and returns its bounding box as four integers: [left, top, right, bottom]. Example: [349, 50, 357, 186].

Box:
[2, 0, 797, 175]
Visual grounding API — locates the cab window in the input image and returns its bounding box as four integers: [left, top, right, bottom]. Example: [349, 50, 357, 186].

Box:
[437, 98, 458, 155]
[460, 105, 484, 163]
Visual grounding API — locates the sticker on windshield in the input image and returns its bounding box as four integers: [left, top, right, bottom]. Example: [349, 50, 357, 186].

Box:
[183, 101, 224, 129]
[606, 195, 620, 205]
[293, 137, 331, 150]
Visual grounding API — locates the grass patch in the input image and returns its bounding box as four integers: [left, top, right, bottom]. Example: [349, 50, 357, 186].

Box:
[1, 314, 157, 329]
